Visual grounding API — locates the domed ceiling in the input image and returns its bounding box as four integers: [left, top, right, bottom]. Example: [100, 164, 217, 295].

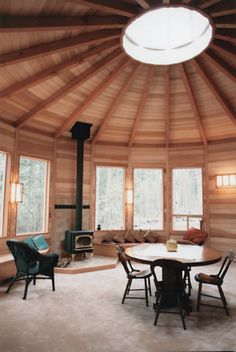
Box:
[0, 0, 235, 147]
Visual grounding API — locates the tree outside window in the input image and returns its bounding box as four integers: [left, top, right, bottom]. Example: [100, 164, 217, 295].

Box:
[16, 156, 50, 235]
[172, 168, 203, 230]
[134, 168, 163, 230]
[95, 166, 125, 230]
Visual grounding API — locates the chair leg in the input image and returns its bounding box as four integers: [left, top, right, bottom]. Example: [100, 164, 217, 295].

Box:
[187, 270, 192, 296]
[144, 278, 149, 307]
[178, 295, 187, 330]
[197, 282, 202, 312]
[6, 273, 19, 294]
[51, 274, 55, 291]
[122, 278, 132, 304]
[127, 279, 132, 295]
[218, 285, 229, 316]
[148, 276, 152, 296]
[33, 275, 36, 285]
[154, 294, 163, 326]
[23, 278, 32, 300]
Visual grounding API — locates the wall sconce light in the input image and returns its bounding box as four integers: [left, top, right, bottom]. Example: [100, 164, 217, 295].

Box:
[11, 183, 24, 203]
[216, 174, 236, 188]
[127, 189, 133, 204]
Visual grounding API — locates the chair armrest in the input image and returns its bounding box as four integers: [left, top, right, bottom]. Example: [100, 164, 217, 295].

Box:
[34, 251, 59, 265]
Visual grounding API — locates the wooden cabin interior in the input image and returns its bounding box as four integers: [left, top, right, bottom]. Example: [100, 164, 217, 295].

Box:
[0, 0, 235, 351]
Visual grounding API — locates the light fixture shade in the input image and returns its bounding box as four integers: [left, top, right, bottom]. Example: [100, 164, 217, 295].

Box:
[122, 6, 213, 65]
[11, 183, 24, 203]
[127, 189, 133, 204]
[216, 174, 236, 188]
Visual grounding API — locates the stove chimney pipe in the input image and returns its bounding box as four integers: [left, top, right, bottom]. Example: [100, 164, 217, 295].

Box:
[70, 121, 92, 231]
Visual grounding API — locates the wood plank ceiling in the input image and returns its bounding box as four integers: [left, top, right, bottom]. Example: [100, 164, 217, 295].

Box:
[0, 0, 235, 147]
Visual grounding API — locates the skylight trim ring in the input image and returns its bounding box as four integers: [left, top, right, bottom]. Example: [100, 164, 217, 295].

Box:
[121, 5, 214, 65]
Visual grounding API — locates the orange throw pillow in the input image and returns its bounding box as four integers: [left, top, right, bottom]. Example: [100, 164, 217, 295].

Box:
[183, 227, 207, 245]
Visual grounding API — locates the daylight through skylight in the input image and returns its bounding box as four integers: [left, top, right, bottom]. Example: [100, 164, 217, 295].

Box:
[122, 7, 213, 65]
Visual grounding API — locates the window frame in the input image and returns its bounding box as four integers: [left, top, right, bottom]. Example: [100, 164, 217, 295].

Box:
[94, 164, 126, 231]
[171, 167, 204, 232]
[133, 167, 164, 231]
[0, 150, 10, 237]
[16, 155, 50, 236]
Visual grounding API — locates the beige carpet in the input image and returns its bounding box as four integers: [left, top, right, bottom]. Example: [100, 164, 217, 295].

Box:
[0, 261, 235, 352]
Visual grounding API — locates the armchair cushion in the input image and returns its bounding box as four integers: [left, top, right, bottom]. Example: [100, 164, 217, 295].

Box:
[32, 235, 49, 250]
[24, 237, 38, 250]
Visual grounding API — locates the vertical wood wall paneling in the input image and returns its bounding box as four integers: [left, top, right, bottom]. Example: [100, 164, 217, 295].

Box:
[165, 147, 170, 241]
[204, 145, 210, 241]
[207, 141, 236, 252]
[49, 138, 58, 251]
[0, 123, 15, 253]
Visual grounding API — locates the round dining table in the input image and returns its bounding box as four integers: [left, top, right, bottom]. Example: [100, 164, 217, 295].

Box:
[125, 243, 222, 309]
[125, 243, 222, 267]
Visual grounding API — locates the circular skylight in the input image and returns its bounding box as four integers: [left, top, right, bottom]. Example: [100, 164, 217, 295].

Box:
[122, 7, 213, 65]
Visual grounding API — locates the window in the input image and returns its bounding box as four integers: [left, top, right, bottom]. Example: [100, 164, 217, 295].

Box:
[0, 152, 7, 236]
[95, 166, 125, 230]
[172, 168, 203, 231]
[16, 156, 50, 235]
[134, 168, 163, 230]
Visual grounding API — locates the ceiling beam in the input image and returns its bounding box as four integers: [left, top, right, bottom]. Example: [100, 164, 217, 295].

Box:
[215, 15, 236, 29]
[211, 9, 236, 18]
[54, 57, 130, 137]
[164, 67, 170, 148]
[14, 48, 123, 128]
[135, 0, 151, 9]
[0, 28, 121, 66]
[60, 0, 139, 17]
[199, 0, 222, 9]
[92, 63, 141, 144]
[203, 49, 236, 82]
[128, 65, 154, 147]
[0, 15, 127, 32]
[0, 38, 120, 100]
[215, 33, 236, 45]
[216, 24, 236, 29]
[206, 1, 236, 17]
[192, 58, 236, 126]
[179, 63, 207, 145]
[211, 40, 236, 58]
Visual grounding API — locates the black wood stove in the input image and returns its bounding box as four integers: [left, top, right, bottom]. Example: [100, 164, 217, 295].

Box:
[65, 122, 93, 259]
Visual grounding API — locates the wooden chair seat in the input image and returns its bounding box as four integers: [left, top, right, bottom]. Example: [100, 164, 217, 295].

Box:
[194, 251, 235, 316]
[195, 273, 221, 285]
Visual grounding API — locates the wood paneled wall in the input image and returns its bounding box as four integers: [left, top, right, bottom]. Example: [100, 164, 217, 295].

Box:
[208, 141, 236, 252]
[0, 120, 235, 255]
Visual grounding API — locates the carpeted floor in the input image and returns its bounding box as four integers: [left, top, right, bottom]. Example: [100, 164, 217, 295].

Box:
[0, 261, 235, 352]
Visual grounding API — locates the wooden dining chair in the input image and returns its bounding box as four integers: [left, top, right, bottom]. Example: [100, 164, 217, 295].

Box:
[115, 244, 152, 306]
[195, 251, 235, 316]
[150, 259, 190, 330]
